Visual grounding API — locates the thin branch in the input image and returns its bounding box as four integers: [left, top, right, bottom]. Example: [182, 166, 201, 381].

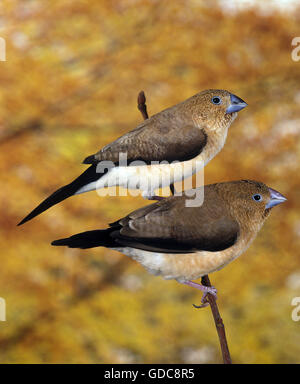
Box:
[137, 90, 232, 365]
[137, 91, 149, 120]
[201, 275, 232, 364]
[137, 91, 176, 195]
[169, 183, 176, 196]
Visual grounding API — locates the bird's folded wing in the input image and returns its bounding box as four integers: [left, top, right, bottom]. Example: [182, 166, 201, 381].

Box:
[111, 191, 240, 253]
[83, 121, 207, 164]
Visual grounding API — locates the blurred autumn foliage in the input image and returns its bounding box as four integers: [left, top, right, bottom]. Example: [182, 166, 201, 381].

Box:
[0, 0, 300, 364]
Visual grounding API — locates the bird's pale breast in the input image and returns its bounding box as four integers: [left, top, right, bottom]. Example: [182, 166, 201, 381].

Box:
[113, 228, 257, 282]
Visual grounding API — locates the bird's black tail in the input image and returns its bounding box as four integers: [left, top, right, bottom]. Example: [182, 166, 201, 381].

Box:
[51, 228, 118, 249]
[18, 164, 100, 226]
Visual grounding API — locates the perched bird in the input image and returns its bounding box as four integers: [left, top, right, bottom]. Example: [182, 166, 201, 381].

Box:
[18, 89, 247, 226]
[52, 180, 286, 307]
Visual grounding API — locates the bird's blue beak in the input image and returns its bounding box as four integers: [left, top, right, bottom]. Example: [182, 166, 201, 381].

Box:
[265, 187, 287, 209]
[226, 94, 248, 114]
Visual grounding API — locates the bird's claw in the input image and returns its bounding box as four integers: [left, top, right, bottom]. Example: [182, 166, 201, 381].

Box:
[193, 302, 209, 309]
[148, 196, 165, 201]
[143, 193, 165, 201]
[193, 286, 217, 309]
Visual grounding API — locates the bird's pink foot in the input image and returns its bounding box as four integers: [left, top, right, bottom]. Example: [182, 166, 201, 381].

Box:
[150, 196, 165, 201]
[182, 280, 217, 309]
[143, 194, 165, 201]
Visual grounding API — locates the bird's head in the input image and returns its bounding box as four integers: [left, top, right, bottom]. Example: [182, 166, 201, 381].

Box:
[191, 89, 247, 132]
[219, 180, 287, 231]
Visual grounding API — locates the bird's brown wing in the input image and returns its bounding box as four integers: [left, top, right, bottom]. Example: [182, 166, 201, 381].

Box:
[110, 187, 240, 253]
[83, 118, 207, 164]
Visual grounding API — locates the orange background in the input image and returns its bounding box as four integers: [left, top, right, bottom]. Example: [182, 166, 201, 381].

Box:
[0, 0, 299, 363]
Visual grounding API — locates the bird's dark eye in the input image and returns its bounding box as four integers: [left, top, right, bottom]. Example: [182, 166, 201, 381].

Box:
[252, 194, 262, 202]
[211, 96, 222, 105]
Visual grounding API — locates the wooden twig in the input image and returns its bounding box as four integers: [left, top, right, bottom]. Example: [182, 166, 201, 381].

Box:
[137, 91, 176, 195]
[137, 91, 149, 120]
[137, 90, 232, 364]
[201, 275, 232, 364]
[169, 183, 176, 196]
